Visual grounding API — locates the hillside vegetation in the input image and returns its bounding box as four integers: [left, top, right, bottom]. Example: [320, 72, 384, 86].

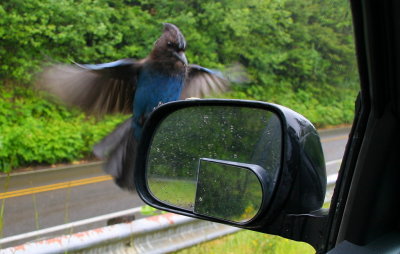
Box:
[0, 0, 358, 171]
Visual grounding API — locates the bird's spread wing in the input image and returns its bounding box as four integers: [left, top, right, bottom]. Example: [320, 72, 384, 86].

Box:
[180, 64, 231, 99]
[37, 58, 142, 116]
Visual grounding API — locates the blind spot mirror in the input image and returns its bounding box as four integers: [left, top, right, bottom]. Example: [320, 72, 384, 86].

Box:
[195, 158, 268, 223]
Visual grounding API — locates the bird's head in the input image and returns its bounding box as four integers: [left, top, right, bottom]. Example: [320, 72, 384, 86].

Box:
[150, 23, 188, 68]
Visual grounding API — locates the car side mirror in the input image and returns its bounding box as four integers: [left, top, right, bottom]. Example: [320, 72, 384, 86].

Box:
[134, 99, 327, 248]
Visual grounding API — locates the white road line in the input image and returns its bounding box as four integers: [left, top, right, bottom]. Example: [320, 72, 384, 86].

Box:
[0, 161, 104, 178]
[326, 159, 342, 166]
[327, 173, 339, 185]
[326, 159, 341, 185]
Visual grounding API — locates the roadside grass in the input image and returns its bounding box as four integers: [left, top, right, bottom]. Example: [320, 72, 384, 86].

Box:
[0, 174, 10, 241]
[148, 180, 196, 209]
[174, 229, 315, 254]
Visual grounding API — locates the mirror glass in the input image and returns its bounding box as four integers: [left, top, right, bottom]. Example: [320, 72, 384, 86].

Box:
[194, 159, 263, 223]
[146, 105, 282, 214]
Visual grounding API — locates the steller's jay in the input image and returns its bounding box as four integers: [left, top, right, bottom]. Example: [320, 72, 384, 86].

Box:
[38, 23, 238, 191]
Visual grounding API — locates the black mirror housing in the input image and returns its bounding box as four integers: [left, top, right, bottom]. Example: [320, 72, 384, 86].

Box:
[134, 99, 327, 245]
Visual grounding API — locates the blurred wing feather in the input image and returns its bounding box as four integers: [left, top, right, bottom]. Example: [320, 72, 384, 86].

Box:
[37, 59, 142, 115]
[180, 64, 230, 99]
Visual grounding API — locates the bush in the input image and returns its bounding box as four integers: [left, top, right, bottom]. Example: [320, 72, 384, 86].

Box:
[222, 83, 357, 128]
[0, 86, 127, 172]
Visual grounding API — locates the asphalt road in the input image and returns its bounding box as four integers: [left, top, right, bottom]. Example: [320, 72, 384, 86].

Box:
[0, 127, 349, 247]
[319, 127, 350, 176]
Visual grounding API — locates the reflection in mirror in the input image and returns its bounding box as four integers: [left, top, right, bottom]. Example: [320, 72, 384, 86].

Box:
[195, 159, 263, 223]
[147, 105, 282, 211]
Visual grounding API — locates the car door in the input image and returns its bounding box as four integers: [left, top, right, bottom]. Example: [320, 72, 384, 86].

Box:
[325, 1, 400, 253]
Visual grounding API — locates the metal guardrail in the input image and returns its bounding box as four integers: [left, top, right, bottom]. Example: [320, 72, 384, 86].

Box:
[1, 172, 338, 254]
[1, 213, 240, 254]
[0, 207, 142, 247]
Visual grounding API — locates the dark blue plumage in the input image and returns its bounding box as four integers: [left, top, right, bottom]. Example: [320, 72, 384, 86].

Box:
[133, 67, 185, 139]
[38, 23, 233, 191]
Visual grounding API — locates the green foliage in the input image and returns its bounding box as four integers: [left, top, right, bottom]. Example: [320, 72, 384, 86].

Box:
[0, 86, 127, 172]
[1, 0, 356, 87]
[0, 0, 157, 83]
[0, 0, 358, 171]
[223, 84, 357, 128]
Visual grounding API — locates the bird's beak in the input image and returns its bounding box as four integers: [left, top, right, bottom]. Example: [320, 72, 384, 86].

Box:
[173, 51, 188, 66]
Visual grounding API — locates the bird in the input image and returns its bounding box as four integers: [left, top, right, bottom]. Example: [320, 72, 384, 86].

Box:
[37, 23, 238, 191]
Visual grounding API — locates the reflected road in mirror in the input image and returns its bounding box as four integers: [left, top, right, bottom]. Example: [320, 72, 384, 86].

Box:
[146, 105, 282, 215]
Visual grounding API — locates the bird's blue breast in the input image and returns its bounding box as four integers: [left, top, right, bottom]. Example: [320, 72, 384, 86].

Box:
[133, 68, 184, 139]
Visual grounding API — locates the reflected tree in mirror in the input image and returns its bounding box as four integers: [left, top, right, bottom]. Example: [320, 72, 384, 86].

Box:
[147, 105, 282, 211]
[195, 159, 263, 223]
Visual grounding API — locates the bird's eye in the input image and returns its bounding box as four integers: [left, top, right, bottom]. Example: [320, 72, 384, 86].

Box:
[167, 41, 180, 50]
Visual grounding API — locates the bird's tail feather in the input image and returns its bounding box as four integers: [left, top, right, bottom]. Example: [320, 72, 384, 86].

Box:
[93, 118, 137, 191]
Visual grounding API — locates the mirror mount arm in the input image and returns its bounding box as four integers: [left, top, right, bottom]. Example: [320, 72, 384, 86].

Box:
[262, 209, 329, 253]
